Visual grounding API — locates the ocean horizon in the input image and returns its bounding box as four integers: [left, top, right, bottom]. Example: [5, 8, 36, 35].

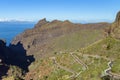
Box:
[0, 22, 35, 45]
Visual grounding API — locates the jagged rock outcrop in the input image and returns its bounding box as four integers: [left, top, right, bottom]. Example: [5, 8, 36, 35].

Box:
[34, 18, 49, 28]
[11, 19, 110, 59]
[109, 11, 120, 39]
[115, 11, 120, 27]
[0, 39, 35, 79]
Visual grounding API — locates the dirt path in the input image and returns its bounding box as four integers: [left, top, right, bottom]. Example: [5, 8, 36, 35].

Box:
[70, 52, 88, 69]
[52, 58, 77, 78]
[52, 51, 120, 79]
[51, 52, 89, 78]
[73, 52, 110, 61]
[104, 61, 120, 79]
[104, 61, 113, 75]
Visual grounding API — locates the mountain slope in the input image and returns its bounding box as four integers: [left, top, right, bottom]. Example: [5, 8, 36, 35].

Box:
[11, 19, 109, 59]
[25, 12, 120, 80]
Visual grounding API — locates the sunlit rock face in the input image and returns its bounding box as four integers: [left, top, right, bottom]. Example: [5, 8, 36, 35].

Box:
[110, 11, 120, 39]
[115, 11, 120, 27]
[34, 18, 49, 28]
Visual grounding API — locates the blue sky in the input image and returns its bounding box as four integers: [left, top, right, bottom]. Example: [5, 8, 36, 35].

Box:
[0, 0, 120, 22]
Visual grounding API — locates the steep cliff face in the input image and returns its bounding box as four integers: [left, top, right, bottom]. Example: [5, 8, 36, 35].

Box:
[0, 40, 10, 79]
[110, 11, 120, 39]
[0, 39, 10, 63]
[0, 39, 6, 63]
[34, 18, 49, 28]
[0, 39, 35, 79]
[11, 19, 109, 59]
[115, 11, 120, 27]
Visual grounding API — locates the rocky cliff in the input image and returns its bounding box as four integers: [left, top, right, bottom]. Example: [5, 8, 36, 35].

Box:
[109, 11, 120, 39]
[11, 19, 110, 59]
[0, 39, 35, 79]
[0, 39, 10, 79]
[115, 11, 120, 27]
[0, 39, 10, 63]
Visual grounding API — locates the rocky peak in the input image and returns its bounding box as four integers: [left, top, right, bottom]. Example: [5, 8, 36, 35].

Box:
[51, 20, 62, 23]
[35, 18, 49, 28]
[109, 11, 120, 39]
[63, 20, 71, 23]
[64, 20, 71, 23]
[40, 18, 47, 23]
[115, 11, 120, 27]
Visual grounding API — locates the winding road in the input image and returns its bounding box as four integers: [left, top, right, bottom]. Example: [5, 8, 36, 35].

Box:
[104, 60, 113, 75]
[104, 60, 120, 79]
[51, 51, 120, 79]
[70, 52, 88, 70]
[52, 58, 77, 78]
[51, 52, 88, 78]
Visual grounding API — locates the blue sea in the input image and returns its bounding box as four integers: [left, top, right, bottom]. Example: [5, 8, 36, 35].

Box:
[0, 22, 35, 45]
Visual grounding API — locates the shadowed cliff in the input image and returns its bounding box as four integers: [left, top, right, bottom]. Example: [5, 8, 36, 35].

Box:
[0, 39, 35, 79]
[9, 42, 35, 71]
[107, 11, 120, 39]
[0, 39, 9, 79]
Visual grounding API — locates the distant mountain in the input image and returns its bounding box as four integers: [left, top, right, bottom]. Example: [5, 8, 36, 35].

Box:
[72, 19, 113, 24]
[0, 20, 35, 24]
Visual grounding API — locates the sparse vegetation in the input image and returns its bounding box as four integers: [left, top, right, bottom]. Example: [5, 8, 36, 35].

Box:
[1, 11, 120, 80]
[7, 65, 24, 80]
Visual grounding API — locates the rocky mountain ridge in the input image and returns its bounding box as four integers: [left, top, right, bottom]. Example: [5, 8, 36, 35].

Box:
[11, 19, 110, 59]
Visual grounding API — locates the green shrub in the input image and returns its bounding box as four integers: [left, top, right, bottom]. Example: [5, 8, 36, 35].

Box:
[7, 65, 24, 80]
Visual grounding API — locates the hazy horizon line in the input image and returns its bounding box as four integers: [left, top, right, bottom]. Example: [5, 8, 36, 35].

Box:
[0, 18, 114, 23]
